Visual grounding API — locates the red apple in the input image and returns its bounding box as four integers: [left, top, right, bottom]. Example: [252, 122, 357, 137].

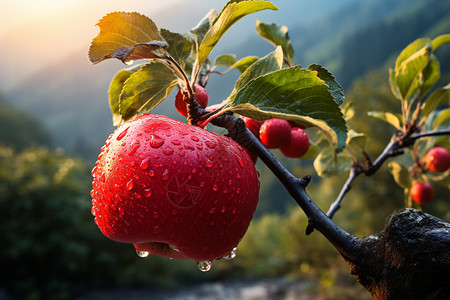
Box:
[91, 114, 259, 262]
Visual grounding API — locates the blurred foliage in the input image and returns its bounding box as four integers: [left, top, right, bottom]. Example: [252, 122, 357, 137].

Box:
[0, 95, 51, 150]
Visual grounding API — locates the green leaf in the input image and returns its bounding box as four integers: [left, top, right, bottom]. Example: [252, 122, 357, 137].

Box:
[228, 46, 283, 101]
[422, 83, 450, 117]
[227, 66, 347, 151]
[255, 20, 294, 65]
[342, 102, 354, 121]
[119, 62, 178, 121]
[313, 146, 353, 177]
[419, 54, 440, 98]
[307, 64, 345, 106]
[223, 56, 259, 73]
[109, 68, 135, 126]
[160, 29, 193, 68]
[213, 54, 237, 66]
[367, 111, 403, 130]
[346, 130, 367, 151]
[432, 108, 450, 129]
[389, 68, 401, 100]
[432, 34, 450, 51]
[388, 161, 412, 189]
[193, 0, 278, 81]
[299, 144, 318, 160]
[89, 12, 162, 64]
[190, 9, 219, 48]
[395, 38, 432, 100]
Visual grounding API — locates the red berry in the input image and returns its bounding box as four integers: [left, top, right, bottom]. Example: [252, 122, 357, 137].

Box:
[424, 147, 450, 173]
[280, 127, 310, 158]
[242, 116, 262, 138]
[175, 84, 209, 117]
[411, 182, 435, 205]
[91, 114, 259, 262]
[259, 118, 291, 149]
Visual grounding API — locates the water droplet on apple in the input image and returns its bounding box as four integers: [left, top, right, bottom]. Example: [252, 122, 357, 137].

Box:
[136, 250, 149, 257]
[212, 185, 219, 192]
[153, 211, 159, 219]
[162, 169, 170, 181]
[144, 188, 152, 198]
[223, 247, 237, 260]
[197, 260, 212, 272]
[150, 134, 164, 148]
[163, 147, 174, 156]
[190, 136, 200, 142]
[205, 160, 214, 168]
[128, 142, 141, 156]
[205, 140, 216, 149]
[148, 170, 155, 177]
[116, 126, 129, 140]
[126, 179, 134, 191]
[140, 157, 150, 170]
[153, 225, 162, 234]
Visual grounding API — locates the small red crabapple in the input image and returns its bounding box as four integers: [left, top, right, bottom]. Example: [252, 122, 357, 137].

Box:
[259, 118, 291, 149]
[280, 127, 310, 158]
[175, 84, 209, 117]
[423, 147, 450, 173]
[242, 116, 262, 138]
[411, 182, 435, 205]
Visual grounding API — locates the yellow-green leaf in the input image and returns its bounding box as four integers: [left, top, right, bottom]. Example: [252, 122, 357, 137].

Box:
[368, 111, 403, 130]
[119, 62, 178, 121]
[109, 68, 135, 126]
[422, 83, 450, 117]
[388, 161, 412, 189]
[432, 108, 450, 129]
[89, 12, 162, 64]
[313, 146, 353, 177]
[432, 34, 450, 51]
[192, 0, 278, 82]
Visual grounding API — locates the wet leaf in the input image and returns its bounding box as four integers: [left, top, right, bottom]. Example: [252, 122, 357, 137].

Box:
[388, 161, 412, 189]
[119, 62, 178, 121]
[256, 20, 294, 65]
[227, 66, 347, 151]
[89, 12, 162, 64]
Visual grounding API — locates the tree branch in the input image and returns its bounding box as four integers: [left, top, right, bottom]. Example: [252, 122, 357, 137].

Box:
[327, 128, 450, 218]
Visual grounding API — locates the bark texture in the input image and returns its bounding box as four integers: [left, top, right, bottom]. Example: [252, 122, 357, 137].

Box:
[347, 208, 450, 300]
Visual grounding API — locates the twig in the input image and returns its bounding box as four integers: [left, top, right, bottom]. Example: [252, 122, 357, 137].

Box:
[326, 128, 450, 219]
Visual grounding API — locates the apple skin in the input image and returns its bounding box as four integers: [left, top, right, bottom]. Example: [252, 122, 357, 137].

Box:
[241, 116, 262, 138]
[91, 114, 259, 262]
[411, 182, 435, 205]
[175, 84, 209, 117]
[424, 147, 450, 173]
[259, 118, 291, 149]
